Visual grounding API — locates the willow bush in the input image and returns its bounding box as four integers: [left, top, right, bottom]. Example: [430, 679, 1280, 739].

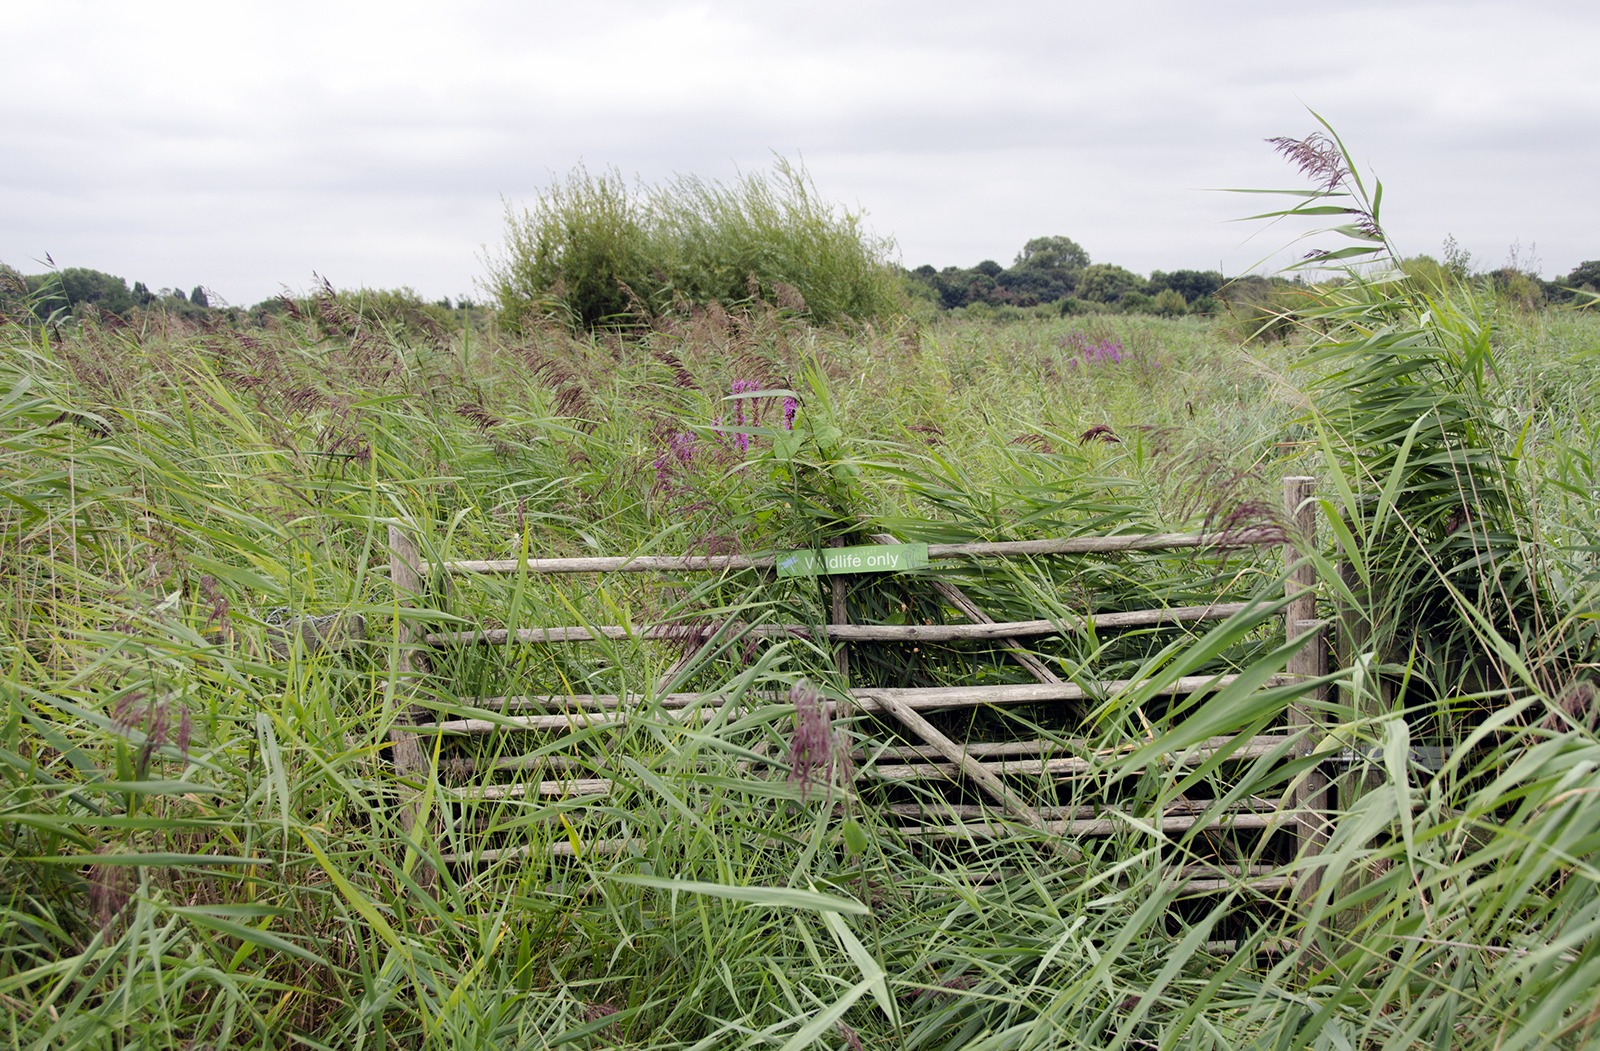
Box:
[484, 157, 902, 332]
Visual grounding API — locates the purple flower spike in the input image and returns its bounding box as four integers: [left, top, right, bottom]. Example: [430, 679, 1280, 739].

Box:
[1062, 332, 1130, 370]
[724, 380, 761, 453]
[782, 397, 798, 430]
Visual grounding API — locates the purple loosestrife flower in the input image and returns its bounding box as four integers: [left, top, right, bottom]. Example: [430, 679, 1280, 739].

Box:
[1062, 332, 1126, 369]
[729, 379, 760, 452]
[782, 396, 798, 430]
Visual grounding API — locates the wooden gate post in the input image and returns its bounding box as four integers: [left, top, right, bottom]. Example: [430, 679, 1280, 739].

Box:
[387, 524, 437, 889]
[830, 537, 850, 687]
[1284, 477, 1329, 900]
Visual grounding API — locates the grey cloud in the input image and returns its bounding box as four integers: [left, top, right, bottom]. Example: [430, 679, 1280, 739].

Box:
[3, 0, 1597, 305]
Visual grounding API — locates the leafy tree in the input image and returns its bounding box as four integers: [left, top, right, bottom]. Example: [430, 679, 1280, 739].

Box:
[190, 286, 209, 308]
[1014, 235, 1089, 272]
[1075, 263, 1144, 303]
[998, 265, 1073, 304]
[1487, 267, 1543, 311]
[908, 266, 982, 310]
[1147, 269, 1222, 303]
[973, 259, 1003, 278]
[24, 268, 140, 318]
[1150, 288, 1188, 315]
[1566, 260, 1600, 291]
[1002, 237, 1086, 304]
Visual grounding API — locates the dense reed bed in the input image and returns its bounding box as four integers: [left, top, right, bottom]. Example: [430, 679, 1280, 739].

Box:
[4, 265, 1600, 1049]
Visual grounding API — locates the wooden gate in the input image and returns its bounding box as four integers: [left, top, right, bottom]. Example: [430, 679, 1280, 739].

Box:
[383, 477, 1329, 892]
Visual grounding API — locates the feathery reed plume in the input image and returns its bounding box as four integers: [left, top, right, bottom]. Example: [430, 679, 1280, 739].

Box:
[1263, 128, 1386, 249]
[454, 403, 504, 431]
[1543, 680, 1597, 731]
[517, 345, 597, 423]
[1209, 499, 1285, 546]
[651, 348, 698, 389]
[1265, 133, 1348, 191]
[199, 574, 229, 632]
[786, 681, 852, 802]
[655, 432, 696, 485]
[689, 531, 739, 559]
[1011, 433, 1055, 453]
[110, 692, 192, 772]
[87, 857, 134, 935]
[656, 617, 714, 659]
[773, 281, 807, 314]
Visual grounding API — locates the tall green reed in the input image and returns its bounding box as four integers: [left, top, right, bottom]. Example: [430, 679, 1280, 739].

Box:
[7, 205, 1600, 1049]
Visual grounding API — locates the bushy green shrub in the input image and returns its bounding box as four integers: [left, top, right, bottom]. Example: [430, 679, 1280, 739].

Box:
[485, 158, 902, 332]
[1150, 287, 1188, 315]
[1075, 262, 1145, 303]
[1216, 275, 1310, 342]
[1487, 267, 1545, 311]
[486, 164, 656, 332]
[0, 263, 28, 318]
[1400, 253, 1456, 294]
[1118, 290, 1153, 313]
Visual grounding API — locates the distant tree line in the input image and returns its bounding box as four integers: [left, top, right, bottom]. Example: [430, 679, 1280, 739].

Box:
[5, 247, 1593, 334]
[0, 263, 483, 334]
[905, 236, 1600, 319]
[0, 265, 221, 322]
[902, 236, 1226, 318]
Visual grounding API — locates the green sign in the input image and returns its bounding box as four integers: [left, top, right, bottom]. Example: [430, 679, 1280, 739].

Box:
[775, 543, 929, 578]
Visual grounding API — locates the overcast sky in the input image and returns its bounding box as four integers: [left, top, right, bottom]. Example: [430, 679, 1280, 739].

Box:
[4, 0, 1597, 307]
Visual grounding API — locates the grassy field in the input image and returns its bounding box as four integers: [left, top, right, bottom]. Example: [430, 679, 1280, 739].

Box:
[4, 283, 1600, 1050]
